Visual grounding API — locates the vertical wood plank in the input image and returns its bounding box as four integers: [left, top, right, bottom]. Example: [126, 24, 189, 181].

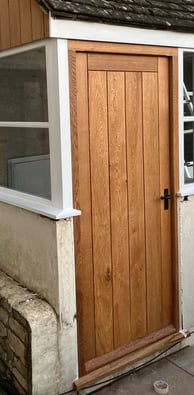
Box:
[143, 71, 162, 334]
[126, 72, 147, 341]
[69, 52, 96, 374]
[19, 0, 32, 44]
[89, 71, 113, 356]
[31, 0, 44, 40]
[9, 0, 21, 47]
[0, 0, 11, 49]
[108, 72, 130, 348]
[158, 57, 173, 327]
[44, 13, 49, 37]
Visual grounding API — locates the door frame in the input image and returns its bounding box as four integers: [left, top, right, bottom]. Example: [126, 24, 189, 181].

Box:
[68, 40, 180, 379]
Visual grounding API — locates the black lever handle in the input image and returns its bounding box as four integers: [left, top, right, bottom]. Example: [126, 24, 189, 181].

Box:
[161, 188, 172, 210]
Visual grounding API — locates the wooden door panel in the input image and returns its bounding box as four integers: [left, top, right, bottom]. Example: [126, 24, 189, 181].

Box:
[126, 72, 147, 341]
[107, 72, 131, 349]
[89, 71, 113, 356]
[72, 52, 175, 376]
[73, 54, 96, 373]
[143, 72, 162, 333]
[88, 54, 158, 72]
[158, 57, 173, 327]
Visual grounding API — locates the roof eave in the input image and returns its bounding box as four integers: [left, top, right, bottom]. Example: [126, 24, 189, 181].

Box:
[49, 11, 194, 34]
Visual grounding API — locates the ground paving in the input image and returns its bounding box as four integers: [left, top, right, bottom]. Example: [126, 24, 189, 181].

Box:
[94, 345, 194, 395]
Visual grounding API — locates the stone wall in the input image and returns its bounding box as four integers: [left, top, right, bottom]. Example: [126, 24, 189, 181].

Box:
[0, 270, 71, 395]
[0, 297, 31, 395]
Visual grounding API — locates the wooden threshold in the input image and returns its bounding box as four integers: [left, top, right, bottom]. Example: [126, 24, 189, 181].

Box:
[74, 331, 190, 391]
[85, 325, 175, 373]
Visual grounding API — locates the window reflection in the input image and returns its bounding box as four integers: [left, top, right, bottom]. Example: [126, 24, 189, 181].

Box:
[184, 122, 194, 182]
[184, 53, 194, 183]
[0, 48, 48, 122]
[0, 127, 51, 199]
[0, 47, 50, 199]
[184, 53, 194, 117]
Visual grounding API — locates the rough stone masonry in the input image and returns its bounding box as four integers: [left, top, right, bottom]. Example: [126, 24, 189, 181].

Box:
[0, 270, 61, 395]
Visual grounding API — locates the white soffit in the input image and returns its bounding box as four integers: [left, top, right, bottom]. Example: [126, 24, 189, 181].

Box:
[50, 19, 194, 48]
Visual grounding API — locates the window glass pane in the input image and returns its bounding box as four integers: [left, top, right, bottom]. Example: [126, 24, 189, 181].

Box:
[184, 52, 194, 117]
[0, 127, 51, 199]
[184, 122, 194, 183]
[0, 48, 48, 122]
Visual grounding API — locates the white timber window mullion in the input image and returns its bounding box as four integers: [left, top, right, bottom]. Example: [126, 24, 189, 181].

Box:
[46, 39, 75, 212]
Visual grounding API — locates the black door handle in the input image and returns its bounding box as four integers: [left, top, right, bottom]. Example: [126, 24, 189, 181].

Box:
[161, 188, 172, 210]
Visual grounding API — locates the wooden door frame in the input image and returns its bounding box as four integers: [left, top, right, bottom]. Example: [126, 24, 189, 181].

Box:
[68, 40, 180, 380]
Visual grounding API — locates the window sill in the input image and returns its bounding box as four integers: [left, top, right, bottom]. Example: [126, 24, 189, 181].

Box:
[0, 189, 81, 220]
[177, 187, 194, 197]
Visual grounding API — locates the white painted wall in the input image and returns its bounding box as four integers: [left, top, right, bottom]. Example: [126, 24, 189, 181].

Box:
[0, 201, 60, 312]
[0, 201, 78, 391]
[179, 195, 194, 335]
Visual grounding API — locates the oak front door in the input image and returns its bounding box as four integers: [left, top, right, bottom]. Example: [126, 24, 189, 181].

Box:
[71, 52, 177, 376]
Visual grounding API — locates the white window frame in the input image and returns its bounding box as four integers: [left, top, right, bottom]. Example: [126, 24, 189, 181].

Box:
[178, 48, 194, 196]
[0, 39, 80, 219]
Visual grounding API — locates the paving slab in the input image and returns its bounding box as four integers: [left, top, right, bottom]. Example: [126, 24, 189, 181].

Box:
[167, 346, 194, 375]
[94, 346, 194, 395]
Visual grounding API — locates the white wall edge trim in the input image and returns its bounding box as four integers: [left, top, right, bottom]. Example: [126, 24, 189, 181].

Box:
[50, 19, 194, 48]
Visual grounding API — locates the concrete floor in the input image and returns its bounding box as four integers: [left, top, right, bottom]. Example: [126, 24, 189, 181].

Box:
[94, 346, 194, 395]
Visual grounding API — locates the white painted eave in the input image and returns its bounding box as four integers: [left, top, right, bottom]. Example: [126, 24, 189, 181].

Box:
[50, 18, 194, 48]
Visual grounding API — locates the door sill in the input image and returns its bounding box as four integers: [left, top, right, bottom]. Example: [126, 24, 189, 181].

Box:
[74, 330, 190, 391]
[86, 325, 176, 373]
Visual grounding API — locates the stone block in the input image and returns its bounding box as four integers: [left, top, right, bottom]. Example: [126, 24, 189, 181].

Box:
[12, 310, 28, 330]
[0, 307, 8, 325]
[8, 331, 26, 366]
[0, 322, 7, 338]
[12, 376, 27, 395]
[6, 348, 14, 366]
[12, 368, 27, 391]
[0, 359, 6, 374]
[13, 356, 28, 380]
[9, 317, 28, 345]
[0, 344, 7, 363]
[0, 297, 11, 313]
[0, 337, 8, 352]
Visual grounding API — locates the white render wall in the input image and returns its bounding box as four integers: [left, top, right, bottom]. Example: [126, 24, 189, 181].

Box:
[179, 195, 194, 335]
[0, 201, 78, 393]
[0, 202, 59, 312]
